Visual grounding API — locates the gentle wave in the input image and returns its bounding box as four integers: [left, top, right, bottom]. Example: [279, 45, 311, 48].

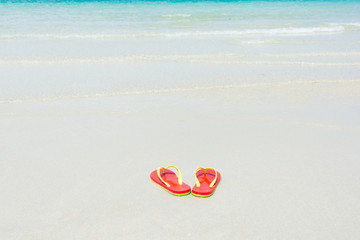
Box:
[0, 26, 348, 40]
[161, 14, 191, 18]
[330, 22, 360, 27]
[1, 79, 360, 104]
[1, 54, 360, 66]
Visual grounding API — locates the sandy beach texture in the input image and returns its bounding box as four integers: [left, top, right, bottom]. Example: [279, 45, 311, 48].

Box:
[1, 1, 360, 239]
[1, 68, 360, 239]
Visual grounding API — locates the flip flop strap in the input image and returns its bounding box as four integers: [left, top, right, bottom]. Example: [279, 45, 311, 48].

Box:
[195, 167, 217, 188]
[157, 165, 183, 187]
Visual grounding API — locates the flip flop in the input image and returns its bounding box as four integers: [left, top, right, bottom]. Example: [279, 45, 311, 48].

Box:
[150, 166, 191, 196]
[192, 167, 221, 197]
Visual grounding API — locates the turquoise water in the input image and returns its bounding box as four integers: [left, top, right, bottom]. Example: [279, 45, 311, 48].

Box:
[1, 1, 360, 38]
[0, 0, 360, 100]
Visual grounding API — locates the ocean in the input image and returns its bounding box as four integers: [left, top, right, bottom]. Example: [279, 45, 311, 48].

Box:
[1, 0, 360, 102]
[1, 2, 360, 239]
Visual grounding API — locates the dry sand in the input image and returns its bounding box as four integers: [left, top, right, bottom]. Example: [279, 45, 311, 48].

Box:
[1, 80, 360, 239]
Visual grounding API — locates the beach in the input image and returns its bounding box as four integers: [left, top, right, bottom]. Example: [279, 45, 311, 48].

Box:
[1, 1, 360, 239]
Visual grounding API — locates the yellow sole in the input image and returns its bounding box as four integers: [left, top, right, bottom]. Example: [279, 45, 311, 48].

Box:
[191, 192, 214, 198]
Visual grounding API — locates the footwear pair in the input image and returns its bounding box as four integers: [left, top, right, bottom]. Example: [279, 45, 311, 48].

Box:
[150, 166, 221, 197]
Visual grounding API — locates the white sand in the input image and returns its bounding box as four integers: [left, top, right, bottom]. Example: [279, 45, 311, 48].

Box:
[2, 1, 360, 238]
[1, 79, 360, 239]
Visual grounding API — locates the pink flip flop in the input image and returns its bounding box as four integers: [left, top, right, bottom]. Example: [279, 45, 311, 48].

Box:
[150, 166, 191, 196]
[191, 167, 221, 197]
